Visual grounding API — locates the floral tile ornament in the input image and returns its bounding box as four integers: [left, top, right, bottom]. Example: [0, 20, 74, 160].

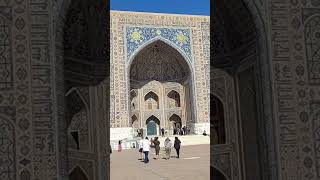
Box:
[126, 26, 192, 62]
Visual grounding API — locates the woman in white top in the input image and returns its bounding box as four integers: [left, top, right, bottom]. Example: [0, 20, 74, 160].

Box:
[164, 137, 172, 160]
[142, 137, 151, 163]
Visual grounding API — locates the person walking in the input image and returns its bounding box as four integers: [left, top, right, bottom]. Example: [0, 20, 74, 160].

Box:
[138, 138, 144, 160]
[174, 137, 181, 158]
[161, 128, 165, 137]
[164, 137, 172, 160]
[118, 140, 122, 152]
[142, 137, 151, 163]
[150, 137, 154, 155]
[153, 137, 160, 159]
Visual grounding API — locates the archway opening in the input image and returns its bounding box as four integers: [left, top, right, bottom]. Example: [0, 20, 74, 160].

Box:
[169, 114, 182, 135]
[130, 90, 138, 110]
[210, 94, 226, 144]
[69, 166, 88, 180]
[167, 90, 181, 108]
[66, 89, 90, 151]
[144, 91, 159, 110]
[129, 40, 194, 132]
[146, 115, 160, 136]
[131, 114, 139, 128]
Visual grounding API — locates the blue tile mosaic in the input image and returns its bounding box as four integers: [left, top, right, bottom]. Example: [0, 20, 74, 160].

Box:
[126, 26, 192, 62]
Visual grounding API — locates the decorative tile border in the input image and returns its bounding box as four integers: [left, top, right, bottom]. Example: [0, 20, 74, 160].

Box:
[125, 26, 192, 62]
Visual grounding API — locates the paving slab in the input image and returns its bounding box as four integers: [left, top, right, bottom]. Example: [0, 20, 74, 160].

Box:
[110, 144, 210, 180]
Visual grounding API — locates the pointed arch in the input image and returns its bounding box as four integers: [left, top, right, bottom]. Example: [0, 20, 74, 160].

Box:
[169, 114, 182, 132]
[131, 114, 139, 128]
[127, 36, 193, 69]
[127, 38, 198, 125]
[211, 166, 228, 180]
[65, 87, 89, 127]
[146, 115, 160, 136]
[69, 165, 89, 180]
[210, 94, 226, 144]
[144, 91, 159, 109]
[167, 90, 181, 107]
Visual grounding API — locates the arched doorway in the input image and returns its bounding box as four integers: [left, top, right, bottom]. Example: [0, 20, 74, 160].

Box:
[144, 91, 159, 110]
[128, 40, 195, 131]
[131, 114, 139, 128]
[69, 166, 88, 180]
[146, 116, 160, 136]
[167, 90, 181, 108]
[210, 94, 226, 144]
[169, 114, 182, 135]
[130, 90, 138, 110]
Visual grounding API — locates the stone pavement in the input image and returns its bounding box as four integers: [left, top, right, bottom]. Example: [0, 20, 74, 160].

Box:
[110, 144, 210, 180]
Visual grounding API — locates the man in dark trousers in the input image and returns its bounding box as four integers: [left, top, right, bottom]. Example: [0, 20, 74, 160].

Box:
[161, 128, 165, 137]
[174, 137, 181, 158]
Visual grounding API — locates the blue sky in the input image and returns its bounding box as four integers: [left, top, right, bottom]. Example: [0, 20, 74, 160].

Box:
[110, 0, 210, 16]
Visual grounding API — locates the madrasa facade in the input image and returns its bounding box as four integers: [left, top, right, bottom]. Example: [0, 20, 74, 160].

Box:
[109, 11, 210, 141]
[1, 0, 320, 180]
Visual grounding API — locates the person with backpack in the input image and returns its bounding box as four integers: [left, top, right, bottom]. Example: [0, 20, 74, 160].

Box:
[164, 137, 172, 160]
[174, 137, 181, 158]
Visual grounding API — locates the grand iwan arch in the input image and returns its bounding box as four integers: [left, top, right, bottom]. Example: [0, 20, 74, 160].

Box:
[110, 14, 211, 140]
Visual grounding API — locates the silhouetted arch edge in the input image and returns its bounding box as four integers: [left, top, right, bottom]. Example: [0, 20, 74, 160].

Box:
[212, 165, 229, 180]
[68, 165, 90, 179]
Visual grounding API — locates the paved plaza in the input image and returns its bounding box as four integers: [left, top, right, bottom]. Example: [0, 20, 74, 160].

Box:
[110, 144, 210, 180]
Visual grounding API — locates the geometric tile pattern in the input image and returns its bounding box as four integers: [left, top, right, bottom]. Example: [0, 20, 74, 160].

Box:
[0, 8, 13, 90]
[126, 26, 192, 62]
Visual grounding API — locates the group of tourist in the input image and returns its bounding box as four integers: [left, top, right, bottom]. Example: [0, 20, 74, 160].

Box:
[173, 126, 190, 136]
[160, 126, 190, 137]
[138, 136, 181, 163]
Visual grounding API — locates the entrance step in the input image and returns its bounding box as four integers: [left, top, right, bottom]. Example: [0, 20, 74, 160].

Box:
[157, 135, 210, 147]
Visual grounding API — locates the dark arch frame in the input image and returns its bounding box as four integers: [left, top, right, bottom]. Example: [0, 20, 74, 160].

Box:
[131, 114, 139, 128]
[212, 166, 228, 180]
[69, 166, 89, 180]
[210, 94, 226, 144]
[169, 114, 182, 133]
[167, 90, 181, 108]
